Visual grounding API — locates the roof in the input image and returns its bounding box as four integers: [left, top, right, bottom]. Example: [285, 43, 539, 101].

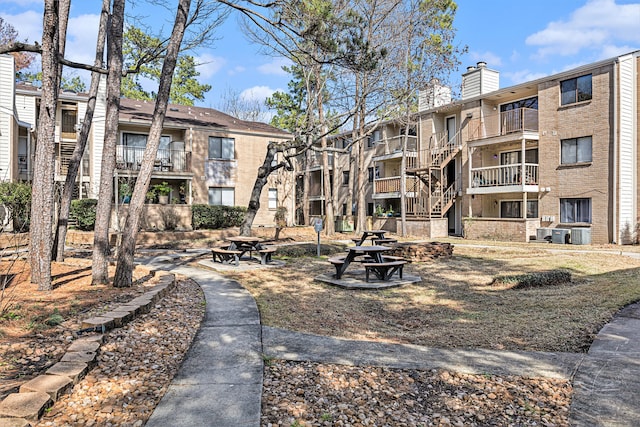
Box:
[119, 98, 290, 137]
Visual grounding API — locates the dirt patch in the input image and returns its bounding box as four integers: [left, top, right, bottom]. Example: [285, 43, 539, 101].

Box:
[0, 257, 155, 399]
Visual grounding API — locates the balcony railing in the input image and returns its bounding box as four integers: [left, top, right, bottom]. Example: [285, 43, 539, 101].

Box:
[116, 145, 191, 172]
[468, 108, 538, 141]
[374, 176, 418, 194]
[470, 163, 538, 188]
[373, 135, 418, 157]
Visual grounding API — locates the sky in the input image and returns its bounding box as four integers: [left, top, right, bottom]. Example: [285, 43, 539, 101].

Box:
[1, 0, 639, 111]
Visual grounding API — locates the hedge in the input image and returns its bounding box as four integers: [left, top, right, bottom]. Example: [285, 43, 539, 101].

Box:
[70, 199, 98, 231]
[192, 204, 246, 230]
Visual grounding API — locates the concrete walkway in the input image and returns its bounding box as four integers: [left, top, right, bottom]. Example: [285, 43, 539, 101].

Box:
[140, 252, 640, 427]
[143, 256, 264, 427]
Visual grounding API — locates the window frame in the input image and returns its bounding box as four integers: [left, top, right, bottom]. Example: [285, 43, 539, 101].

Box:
[560, 198, 591, 223]
[342, 170, 350, 185]
[560, 74, 592, 106]
[268, 188, 277, 210]
[561, 136, 592, 164]
[208, 187, 235, 206]
[208, 136, 235, 160]
[499, 200, 538, 219]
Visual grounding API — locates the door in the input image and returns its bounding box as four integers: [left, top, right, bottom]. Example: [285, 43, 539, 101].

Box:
[446, 116, 456, 146]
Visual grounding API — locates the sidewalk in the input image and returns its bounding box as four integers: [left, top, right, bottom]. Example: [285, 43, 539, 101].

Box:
[141, 252, 640, 427]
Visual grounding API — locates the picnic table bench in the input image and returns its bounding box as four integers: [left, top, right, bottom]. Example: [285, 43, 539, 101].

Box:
[363, 260, 406, 282]
[211, 247, 241, 266]
[373, 238, 397, 245]
[257, 246, 277, 265]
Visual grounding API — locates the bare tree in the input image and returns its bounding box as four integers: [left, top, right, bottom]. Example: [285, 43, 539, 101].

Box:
[92, 0, 126, 285]
[54, 0, 109, 262]
[0, 17, 36, 71]
[218, 86, 270, 122]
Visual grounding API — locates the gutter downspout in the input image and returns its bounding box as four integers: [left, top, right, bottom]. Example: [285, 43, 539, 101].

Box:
[612, 59, 618, 244]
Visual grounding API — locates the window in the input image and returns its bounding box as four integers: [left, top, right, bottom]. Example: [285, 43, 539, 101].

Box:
[342, 171, 350, 185]
[123, 133, 170, 147]
[561, 136, 592, 164]
[367, 203, 374, 216]
[342, 203, 347, 215]
[561, 75, 592, 105]
[367, 130, 381, 147]
[61, 109, 77, 137]
[208, 137, 235, 159]
[268, 188, 277, 210]
[560, 198, 591, 223]
[208, 187, 234, 206]
[368, 167, 374, 182]
[500, 200, 538, 219]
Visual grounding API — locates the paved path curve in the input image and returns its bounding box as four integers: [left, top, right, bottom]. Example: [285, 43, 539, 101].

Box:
[140, 251, 640, 427]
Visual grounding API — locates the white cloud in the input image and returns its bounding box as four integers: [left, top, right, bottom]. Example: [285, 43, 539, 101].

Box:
[65, 14, 100, 66]
[194, 53, 226, 79]
[227, 65, 246, 76]
[240, 86, 279, 103]
[526, 0, 640, 58]
[469, 50, 502, 67]
[0, 11, 42, 44]
[257, 58, 291, 76]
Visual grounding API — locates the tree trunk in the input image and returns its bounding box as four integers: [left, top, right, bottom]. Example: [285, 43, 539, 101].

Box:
[92, 0, 125, 285]
[239, 143, 278, 236]
[29, 0, 60, 290]
[54, 0, 108, 262]
[302, 147, 310, 224]
[356, 90, 368, 233]
[114, 0, 191, 288]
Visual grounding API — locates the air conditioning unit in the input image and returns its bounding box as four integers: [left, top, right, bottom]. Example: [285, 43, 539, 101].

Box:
[536, 228, 553, 242]
[571, 228, 591, 245]
[551, 228, 571, 244]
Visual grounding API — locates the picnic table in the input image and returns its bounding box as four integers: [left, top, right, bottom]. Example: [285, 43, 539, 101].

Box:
[328, 245, 406, 281]
[351, 230, 388, 246]
[211, 236, 276, 266]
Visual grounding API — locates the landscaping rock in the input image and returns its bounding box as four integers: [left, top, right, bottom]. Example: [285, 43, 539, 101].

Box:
[390, 241, 454, 261]
[0, 392, 51, 421]
[19, 375, 73, 400]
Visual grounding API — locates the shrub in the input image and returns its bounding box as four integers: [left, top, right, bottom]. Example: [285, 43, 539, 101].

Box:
[493, 270, 572, 289]
[192, 204, 246, 230]
[70, 199, 98, 231]
[275, 243, 346, 258]
[0, 182, 31, 232]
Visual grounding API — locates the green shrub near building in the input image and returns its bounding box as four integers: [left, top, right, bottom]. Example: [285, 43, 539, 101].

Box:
[192, 204, 246, 230]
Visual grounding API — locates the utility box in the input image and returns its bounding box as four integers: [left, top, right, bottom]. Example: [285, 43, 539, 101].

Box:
[334, 216, 354, 232]
[571, 228, 591, 245]
[552, 228, 571, 244]
[536, 228, 553, 242]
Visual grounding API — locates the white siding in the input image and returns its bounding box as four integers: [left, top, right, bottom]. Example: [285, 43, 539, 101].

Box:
[462, 72, 480, 100]
[90, 75, 107, 197]
[0, 56, 15, 180]
[617, 54, 637, 243]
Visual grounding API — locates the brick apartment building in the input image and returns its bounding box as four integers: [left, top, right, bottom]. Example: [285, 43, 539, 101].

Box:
[0, 54, 294, 230]
[312, 51, 639, 245]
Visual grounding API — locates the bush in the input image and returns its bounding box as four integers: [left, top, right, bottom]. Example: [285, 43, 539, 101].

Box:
[70, 199, 98, 231]
[493, 270, 572, 289]
[275, 243, 346, 258]
[192, 204, 246, 230]
[0, 182, 31, 232]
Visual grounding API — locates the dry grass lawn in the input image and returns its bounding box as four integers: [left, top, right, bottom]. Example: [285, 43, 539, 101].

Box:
[225, 244, 640, 353]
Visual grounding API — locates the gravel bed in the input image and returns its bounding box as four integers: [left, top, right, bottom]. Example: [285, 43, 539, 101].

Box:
[262, 361, 572, 427]
[17, 275, 572, 426]
[35, 278, 205, 426]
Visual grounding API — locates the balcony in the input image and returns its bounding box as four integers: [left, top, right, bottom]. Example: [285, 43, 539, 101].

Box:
[116, 145, 191, 173]
[373, 135, 418, 159]
[468, 108, 538, 143]
[373, 176, 418, 198]
[467, 163, 538, 194]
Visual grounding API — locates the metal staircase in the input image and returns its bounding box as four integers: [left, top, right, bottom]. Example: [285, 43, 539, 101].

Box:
[405, 129, 460, 218]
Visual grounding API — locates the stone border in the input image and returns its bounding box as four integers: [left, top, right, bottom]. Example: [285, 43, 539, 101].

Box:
[0, 273, 177, 424]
